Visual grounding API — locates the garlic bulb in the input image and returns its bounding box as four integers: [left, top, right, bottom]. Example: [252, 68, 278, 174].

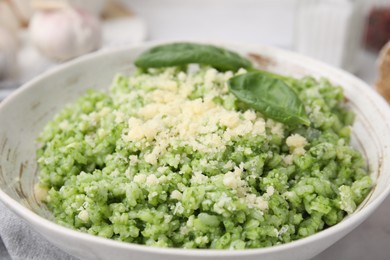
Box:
[0, 27, 18, 80]
[29, 7, 102, 61]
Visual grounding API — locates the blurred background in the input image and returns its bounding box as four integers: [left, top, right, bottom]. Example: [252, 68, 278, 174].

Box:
[1, 0, 390, 101]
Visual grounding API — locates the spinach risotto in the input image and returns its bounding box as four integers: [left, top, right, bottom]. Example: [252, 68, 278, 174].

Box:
[36, 43, 372, 249]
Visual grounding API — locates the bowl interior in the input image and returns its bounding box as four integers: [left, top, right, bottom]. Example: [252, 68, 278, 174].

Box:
[0, 47, 140, 217]
[0, 43, 389, 242]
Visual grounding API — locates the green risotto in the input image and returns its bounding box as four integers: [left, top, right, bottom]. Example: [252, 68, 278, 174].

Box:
[36, 62, 371, 249]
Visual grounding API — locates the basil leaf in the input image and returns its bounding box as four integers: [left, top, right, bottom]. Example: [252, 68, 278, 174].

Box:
[135, 42, 252, 72]
[228, 72, 310, 126]
[247, 67, 293, 83]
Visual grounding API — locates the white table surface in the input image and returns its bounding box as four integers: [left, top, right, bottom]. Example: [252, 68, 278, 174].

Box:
[2, 0, 389, 259]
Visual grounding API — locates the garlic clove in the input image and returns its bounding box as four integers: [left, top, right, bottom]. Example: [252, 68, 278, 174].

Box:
[31, 0, 69, 11]
[29, 7, 102, 61]
[0, 27, 19, 80]
[32, 0, 108, 16]
[0, 2, 21, 33]
[66, 0, 108, 16]
[9, 0, 35, 26]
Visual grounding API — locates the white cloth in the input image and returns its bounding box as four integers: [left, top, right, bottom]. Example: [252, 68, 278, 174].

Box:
[0, 201, 75, 260]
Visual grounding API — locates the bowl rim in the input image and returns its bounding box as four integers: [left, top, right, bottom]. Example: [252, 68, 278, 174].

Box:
[1, 40, 390, 256]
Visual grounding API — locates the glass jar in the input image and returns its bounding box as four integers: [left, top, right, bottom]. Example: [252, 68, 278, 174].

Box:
[294, 0, 366, 72]
[364, 0, 390, 52]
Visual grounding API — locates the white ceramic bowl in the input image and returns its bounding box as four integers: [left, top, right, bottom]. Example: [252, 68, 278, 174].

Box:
[1, 42, 390, 260]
